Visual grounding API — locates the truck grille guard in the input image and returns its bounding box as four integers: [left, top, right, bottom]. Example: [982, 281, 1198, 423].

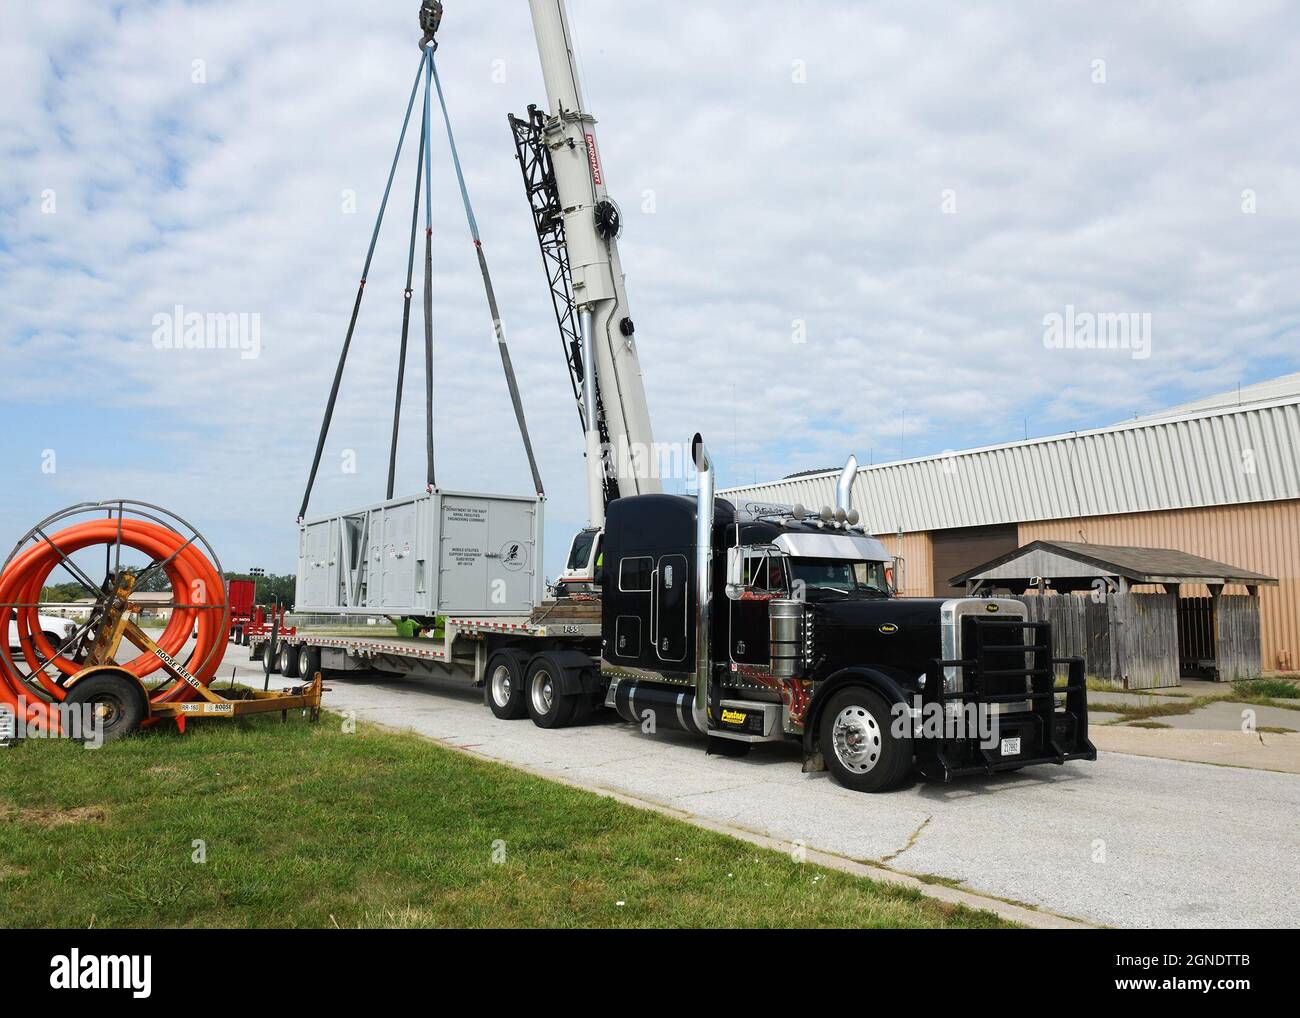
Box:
[921, 617, 1097, 781]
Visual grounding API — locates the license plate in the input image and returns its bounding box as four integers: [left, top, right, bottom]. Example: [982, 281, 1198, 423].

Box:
[1000, 736, 1021, 756]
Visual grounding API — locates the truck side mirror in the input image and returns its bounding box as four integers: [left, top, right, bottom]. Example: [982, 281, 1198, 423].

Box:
[725, 545, 787, 600]
[725, 547, 745, 599]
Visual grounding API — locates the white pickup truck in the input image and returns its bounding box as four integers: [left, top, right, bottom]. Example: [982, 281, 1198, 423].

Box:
[7, 613, 77, 651]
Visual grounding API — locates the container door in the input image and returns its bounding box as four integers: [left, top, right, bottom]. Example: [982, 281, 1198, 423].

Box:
[299, 521, 334, 608]
[485, 500, 536, 614]
[438, 497, 490, 613]
[380, 503, 418, 610]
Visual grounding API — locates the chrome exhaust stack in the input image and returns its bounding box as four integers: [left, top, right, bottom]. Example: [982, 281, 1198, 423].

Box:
[835, 454, 860, 525]
[692, 433, 713, 729]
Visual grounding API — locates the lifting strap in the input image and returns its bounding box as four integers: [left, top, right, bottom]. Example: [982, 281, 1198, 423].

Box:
[299, 43, 544, 518]
[421, 47, 437, 494]
[430, 53, 545, 498]
[387, 85, 428, 501]
[299, 51, 428, 521]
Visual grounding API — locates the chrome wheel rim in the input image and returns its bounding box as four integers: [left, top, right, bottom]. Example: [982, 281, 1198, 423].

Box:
[530, 669, 554, 716]
[831, 704, 881, 773]
[490, 664, 513, 707]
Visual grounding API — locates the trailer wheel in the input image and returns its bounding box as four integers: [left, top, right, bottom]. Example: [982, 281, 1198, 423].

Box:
[524, 653, 578, 729]
[64, 672, 147, 742]
[298, 645, 321, 680]
[230, 625, 242, 645]
[820, 687, 911, 793]
[262, 641, 280, 676]
[241, 629, 250, 647]
[279, 643, 301, 678]
[485, 650, 528, 720]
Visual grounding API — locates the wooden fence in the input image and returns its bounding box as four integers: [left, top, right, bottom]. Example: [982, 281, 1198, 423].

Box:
[1016, 591, 1223, 689]
[1215, 594, 1262, 681]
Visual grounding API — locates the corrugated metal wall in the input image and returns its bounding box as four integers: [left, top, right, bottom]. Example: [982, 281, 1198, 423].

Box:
[879, 530, 932, 598]
[1019, 500, 1300, 673]
[721, 397, 1300, 535]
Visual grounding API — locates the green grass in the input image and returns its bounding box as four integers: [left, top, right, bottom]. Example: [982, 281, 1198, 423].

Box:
[1093, 684, 1300, 725]
[0, 715, 1009, 929]
[1233, 678, 1300, 700]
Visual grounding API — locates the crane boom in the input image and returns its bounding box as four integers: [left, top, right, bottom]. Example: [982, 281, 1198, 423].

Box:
[527, 0, 661, 527]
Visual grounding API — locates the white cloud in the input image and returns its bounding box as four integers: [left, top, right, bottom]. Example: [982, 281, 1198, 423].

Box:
[1, 0, 1298, 578]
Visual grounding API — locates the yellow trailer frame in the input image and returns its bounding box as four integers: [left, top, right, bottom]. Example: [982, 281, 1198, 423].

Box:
[60, 574, 322, 737]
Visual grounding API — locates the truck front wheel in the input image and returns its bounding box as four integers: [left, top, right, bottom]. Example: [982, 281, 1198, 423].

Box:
[820, 687, 911, 793]
[524, 653, 578, 729]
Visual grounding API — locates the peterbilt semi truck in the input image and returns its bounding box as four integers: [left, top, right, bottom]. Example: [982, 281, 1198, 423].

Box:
[273, 1, 1096, 793]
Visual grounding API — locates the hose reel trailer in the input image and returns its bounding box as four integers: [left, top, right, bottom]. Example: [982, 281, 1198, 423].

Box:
[0, 500, 321, 743]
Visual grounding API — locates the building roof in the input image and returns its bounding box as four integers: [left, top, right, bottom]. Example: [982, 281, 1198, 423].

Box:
[1136, 372, 1300, 421]
[721, 377, 1300, 535]
[951, 540, 1278, 588]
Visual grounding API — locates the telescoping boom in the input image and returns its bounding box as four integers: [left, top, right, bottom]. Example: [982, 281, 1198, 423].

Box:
[526, 0, 661, 527]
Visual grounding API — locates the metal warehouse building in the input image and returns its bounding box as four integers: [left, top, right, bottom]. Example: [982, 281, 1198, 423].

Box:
[721, 374, 1300, 675]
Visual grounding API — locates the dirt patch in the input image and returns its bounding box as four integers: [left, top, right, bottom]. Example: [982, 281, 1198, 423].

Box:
[0, 865, 30, 880]
[4, 805, 106, 828]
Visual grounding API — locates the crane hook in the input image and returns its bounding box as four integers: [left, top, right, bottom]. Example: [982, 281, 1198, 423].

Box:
[418, 0, 444, 49]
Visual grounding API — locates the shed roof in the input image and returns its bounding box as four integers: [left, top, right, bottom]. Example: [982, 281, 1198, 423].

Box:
[950, 540, 1278, 587]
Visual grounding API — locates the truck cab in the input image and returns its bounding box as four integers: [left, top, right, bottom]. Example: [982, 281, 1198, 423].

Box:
[599, 486, 1096, 792]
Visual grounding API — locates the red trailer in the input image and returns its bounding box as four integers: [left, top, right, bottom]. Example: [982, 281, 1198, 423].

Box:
[227, 579, 256, 645]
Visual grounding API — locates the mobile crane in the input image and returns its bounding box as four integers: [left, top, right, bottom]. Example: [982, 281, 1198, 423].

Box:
[277, 1, 1096, 792]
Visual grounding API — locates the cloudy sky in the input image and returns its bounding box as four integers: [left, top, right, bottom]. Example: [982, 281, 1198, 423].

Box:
[1, 0, 1297, 579]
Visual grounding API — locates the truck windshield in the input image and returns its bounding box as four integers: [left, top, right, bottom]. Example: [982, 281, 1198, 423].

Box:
[791, 558, 890, 598]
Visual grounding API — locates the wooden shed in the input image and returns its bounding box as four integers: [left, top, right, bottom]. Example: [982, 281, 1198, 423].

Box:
[950, 541, 1277, 689]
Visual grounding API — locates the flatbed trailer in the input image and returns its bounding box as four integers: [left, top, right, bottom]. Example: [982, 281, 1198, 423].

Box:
[252, 600, 605, 724]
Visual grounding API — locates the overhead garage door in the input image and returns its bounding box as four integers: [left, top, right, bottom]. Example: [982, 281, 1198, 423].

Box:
[931, 525, 1019, 597]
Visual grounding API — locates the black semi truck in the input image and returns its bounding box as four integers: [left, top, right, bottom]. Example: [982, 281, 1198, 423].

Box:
[595, 437, 1096, 792]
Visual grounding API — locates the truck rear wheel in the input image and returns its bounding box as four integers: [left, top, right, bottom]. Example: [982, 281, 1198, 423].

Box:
[525, 653, 578, 729]
[279, 643, 301, 678]
[298, 645, 321, 680]
[820, 687, 911, 793]
[485, 650, 528, 720]
[262, 641, 279, 676]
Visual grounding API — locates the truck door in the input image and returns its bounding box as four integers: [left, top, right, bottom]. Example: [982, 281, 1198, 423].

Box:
[653, 554, 688, 663]
[728, 550, 788, 665]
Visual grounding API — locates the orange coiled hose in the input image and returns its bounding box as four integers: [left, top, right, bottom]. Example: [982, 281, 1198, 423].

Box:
[0, 520, 228, 734]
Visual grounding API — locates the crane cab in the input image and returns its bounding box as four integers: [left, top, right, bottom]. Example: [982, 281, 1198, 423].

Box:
[556, 526, 603, 597]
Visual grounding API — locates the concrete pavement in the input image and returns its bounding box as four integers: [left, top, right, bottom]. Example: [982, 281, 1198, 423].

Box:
[218, 641, 1300, 929]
